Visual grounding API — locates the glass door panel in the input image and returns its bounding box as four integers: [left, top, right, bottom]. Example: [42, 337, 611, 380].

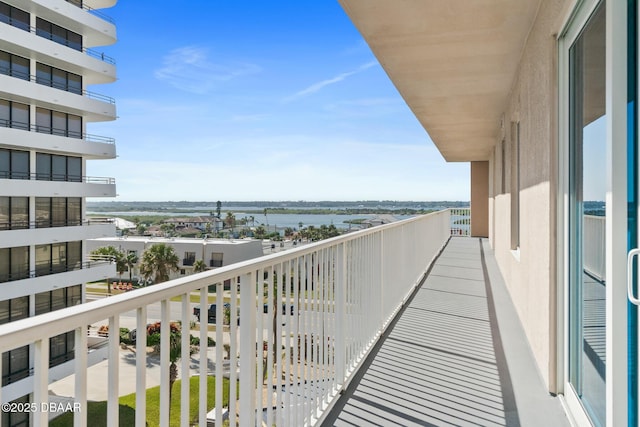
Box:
[568, 3, 606, 426]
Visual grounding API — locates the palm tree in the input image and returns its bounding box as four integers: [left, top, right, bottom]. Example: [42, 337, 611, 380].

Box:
[263, 208, 268, 225]
[125, 251, 139, 282]
[224, 212, 236, 232]
[139, 243, 179, 284]
[193, 259, 207, 273]
[90, 246, 125, 293]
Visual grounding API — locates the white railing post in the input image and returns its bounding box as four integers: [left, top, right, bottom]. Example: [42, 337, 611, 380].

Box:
[135, 306, 147, 427]
[33, 339, 48, 427]
[198, 287, 207, 427]
[229, 280, 238, 427]
[239, 272, 256, 427]
[74, 325, 88, 427]
[180, 294, 190, 427]
[215, 282, 224, 426]
[107, 315, 119, 426]
[160, 299, 170, 427]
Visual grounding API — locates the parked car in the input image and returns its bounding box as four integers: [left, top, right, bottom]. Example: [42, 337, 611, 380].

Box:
[263, 303, 295, 315]
[193, 303, 230, 323]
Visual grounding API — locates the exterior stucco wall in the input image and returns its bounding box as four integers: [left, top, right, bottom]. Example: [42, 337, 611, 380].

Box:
[488, 0, 568, 391]
[471, 161, 489, 237]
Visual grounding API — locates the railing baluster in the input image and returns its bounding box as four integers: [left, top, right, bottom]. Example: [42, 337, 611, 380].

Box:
[135, 306, 147, 427]
[160, 300, 170, 427]
[33, 338, 49, 427]
[199, 288, 207, 427]
[275, 262, 283, 424]
[292, 257, 300, 427]
[74, 325, 88, 427]
[107, 315, 119, 426]
[180, 294, 190, 427]
[266, 266, 274, 426]
[284, 260, 292, 427]
[229, 279, 238, 426]
[215, 282, 223, 427]
[240, 272, 257, 427]
[256, 268, 264, 426]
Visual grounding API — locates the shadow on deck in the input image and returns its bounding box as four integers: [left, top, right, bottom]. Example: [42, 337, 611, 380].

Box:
[323, 237, 569, 427]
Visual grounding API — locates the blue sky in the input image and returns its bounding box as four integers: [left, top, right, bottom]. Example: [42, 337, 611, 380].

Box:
[87, 2, 470, 202]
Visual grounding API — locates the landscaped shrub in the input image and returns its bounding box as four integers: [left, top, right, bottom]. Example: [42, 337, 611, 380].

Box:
[119, 327, 133, 345]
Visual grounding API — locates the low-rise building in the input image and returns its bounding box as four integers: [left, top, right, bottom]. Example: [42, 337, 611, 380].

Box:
[87, 236, 264, 282]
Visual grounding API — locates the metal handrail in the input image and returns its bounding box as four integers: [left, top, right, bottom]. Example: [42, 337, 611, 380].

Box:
[0, 171, 115, 184]
[64, 0, 116, 24]
[0, 258, 112, 283]
[82, 4, 115, 25]
[0, 119, 115, 144]
[0, 16, 115, 65]
[0, 218, 114, 231]
[0, 65, 115, 104]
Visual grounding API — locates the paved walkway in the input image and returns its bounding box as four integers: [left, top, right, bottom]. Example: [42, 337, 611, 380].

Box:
[324, 237, 569, 427]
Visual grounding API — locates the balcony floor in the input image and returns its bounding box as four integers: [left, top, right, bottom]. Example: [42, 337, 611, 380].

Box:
[324, 237, 570, 427]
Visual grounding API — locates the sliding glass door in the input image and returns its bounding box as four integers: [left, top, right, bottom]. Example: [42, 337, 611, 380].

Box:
[566, 3, 606, 425]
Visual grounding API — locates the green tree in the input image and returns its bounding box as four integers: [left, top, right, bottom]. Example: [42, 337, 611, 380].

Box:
[254, 225, 267, 240]
[224, 212, 236, 231]
[160, 223, 176, 237]
[125, 251, 139, 282]
[263, 208, 268, 225]
[193, 259, 207, 273]
[216, 201, 222, 219]
[91, 246, 125, 293]
[139, 244, 180, 284]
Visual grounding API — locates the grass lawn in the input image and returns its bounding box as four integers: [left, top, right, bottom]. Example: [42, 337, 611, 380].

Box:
[50, 376, 232, 427]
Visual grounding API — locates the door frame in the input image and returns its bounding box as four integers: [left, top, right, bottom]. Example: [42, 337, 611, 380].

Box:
[557, 0, 629, 425]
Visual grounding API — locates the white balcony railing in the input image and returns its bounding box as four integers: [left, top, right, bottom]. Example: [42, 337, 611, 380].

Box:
[0, 209, 452, 426]
[450, 207, 470, 236]
[583, 214, 605, 281]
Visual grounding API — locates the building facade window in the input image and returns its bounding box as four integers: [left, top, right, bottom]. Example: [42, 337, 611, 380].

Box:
[36, 107, 82, 138]
[35, 285, 81, 368]
[36, 64, 82, 95]
[0, 51, 29, 80]
[35, 197, 81, 228]
[1, 394, 29, 427]
[35, 285, 81, 315]
[0, 247, 29, 283]
[36, 17, 82, 51]
[183, 251, 196, 266]
[0, 297, 29, 386]
[210, 252, 223, 268]
[0, 100, 29, 131]
[0, 2, 29, 32]
[0, 149, 29, 179]
[36, 153, 82, 182]
[35, 241, 82, 277]
[0, 197, 28, 230]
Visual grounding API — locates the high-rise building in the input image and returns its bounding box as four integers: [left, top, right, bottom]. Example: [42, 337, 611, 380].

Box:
[0, 0, 117, 420]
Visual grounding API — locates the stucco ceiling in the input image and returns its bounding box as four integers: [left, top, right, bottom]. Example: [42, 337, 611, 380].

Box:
[339, 0, 542, 162]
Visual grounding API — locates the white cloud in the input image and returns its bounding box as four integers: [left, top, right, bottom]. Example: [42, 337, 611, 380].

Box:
[154, 46, 261, 94]
[284, 61, 378, 102]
